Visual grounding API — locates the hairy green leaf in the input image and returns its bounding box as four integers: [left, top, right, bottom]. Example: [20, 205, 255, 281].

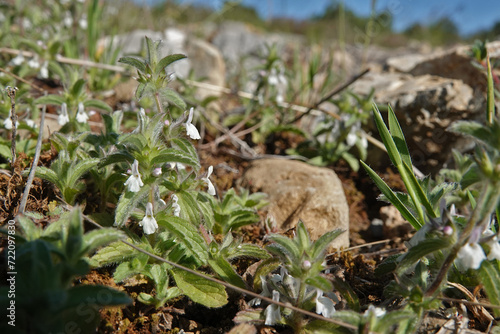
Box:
[171, 269, 228, 308]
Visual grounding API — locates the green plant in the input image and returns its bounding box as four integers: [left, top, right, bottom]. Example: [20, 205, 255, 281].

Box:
[235, 221, 344, 332]
[288, 91, 372, 171]
[211, 188, 268, 234]
[0, 208, 130, 334]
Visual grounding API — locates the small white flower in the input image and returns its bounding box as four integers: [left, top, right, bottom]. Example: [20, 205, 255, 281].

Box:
[364, 305, 386, 318]
[40, 61, 49, 79]
[63, 12, 73, 27]
[483, 230, 500, 261]
[76, 102, 89, 123]
[203, 166, 216, 196]
[27, 56, 40, 69]
[25, 119, 37, 128]
[152, 167, 162, 177]
[124, 160, 144, 192]
[185, 107, 201, 140]
[58, 103, 70, 125]
[3, 111, 18, 129]
[172, 194, 181, 217]
[79, 15, 88, 29]
[139, 202, 158, 235]
[264, 290, 281, 325]
[10, 53, 25, 66]
[315, 290, 335, 318]
[457, 242, 486, 270]
[268, 68, 278, 86]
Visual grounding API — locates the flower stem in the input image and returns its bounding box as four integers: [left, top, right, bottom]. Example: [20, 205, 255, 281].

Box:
[424, 183, 499, 297]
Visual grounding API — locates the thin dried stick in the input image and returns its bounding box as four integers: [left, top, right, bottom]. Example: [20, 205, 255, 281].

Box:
[5, 86, 18, 167]
[77, 210, 359, 331]
[289, 68, 370, 124]
[18, 105, 47, 215]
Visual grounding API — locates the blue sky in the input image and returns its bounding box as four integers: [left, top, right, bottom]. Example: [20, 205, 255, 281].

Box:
[143, 0, 500, 36]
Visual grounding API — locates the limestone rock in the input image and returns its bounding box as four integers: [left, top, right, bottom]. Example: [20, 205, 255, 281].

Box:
[351, 72, 483, 173]
[238, 159, 349, 249]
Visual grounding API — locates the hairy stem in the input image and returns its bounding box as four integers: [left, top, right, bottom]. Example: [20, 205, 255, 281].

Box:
[425, 183, 499, 297]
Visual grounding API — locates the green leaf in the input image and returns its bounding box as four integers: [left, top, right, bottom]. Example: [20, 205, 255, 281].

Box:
[34, 94, 66, 106]
[208, 256, 246, 289]
[226, 243, 270, 260]
[151, 149, 200, 169]
[372, 103, 402, 167]
[84, 99, 112, 112]
[145, 36, 161, 67]
[118, 56, 146, 72]
[66, 158, 100, 189]
[17, 215, 42, 241]
[156, 214, 208, 265]
[401, 161, 437, 218]
[388, 105, 412, 172]
[157, 54, 186, 72]
[71, 79, 86, 97]
[81, 228, 125, 256]
[267, 234, 301, 262]
[98, 151, 134, 168]
[159, 88, 186, 110]
[478, 260, 500, 317]
[295, 221, 310, 250]
[253, 257, 281, 290]
[171, 269, 228, 308]
[310, 229, 344, 260]
[361, 160, 421, 230]
[397, 237, 452, 275]
[305, 275, 333, 292]
[89, 241, 138, 267]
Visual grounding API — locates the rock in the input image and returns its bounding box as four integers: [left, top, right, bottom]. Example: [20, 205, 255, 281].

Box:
[238, 159, 349, 249]
[379, 205, 412, 239]
[351, 72, 483, 173]
[99, 28, 226, 100]
[184, 37, 226, 99]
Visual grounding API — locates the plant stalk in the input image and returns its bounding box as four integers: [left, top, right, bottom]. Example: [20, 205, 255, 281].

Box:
[424, 182, 499, 297]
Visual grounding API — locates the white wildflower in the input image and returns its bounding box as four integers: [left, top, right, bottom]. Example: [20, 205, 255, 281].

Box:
[124, 160, 144, 192]
[10, 53, 25, 66]
[364, 305, 386, 318]
[264, 290, 281, 326]
[203, 166, 216, 196]
[25, 119, 37, 128]
[457, 242, 486, 270]
[185, 107, 201, 140]
[3, 111, 18, 129]
[76, 102, 89, 123]
[27, 56, 40, 69]
[172, 194, 181, 217]
[40, 61, 49, 79]
[139, 203, 158, 235]
[315, 290, 336, 318]
[58, 103, 70, 126]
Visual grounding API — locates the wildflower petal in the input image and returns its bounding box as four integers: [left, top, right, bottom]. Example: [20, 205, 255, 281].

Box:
[185, 107, 200, 140]
[139, 203, 158, 234]
[58, 103, 70, 125]
[124, 160, 144, 192]
[315, 290, 335, 318]
[202, 166, 216, 196]
[457, 243, 486, 270]
[76, 102, 89, 123]
[264, 290, 281, 325]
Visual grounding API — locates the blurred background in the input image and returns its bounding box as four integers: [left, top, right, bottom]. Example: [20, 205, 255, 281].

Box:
[123, 0, 500, 46]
